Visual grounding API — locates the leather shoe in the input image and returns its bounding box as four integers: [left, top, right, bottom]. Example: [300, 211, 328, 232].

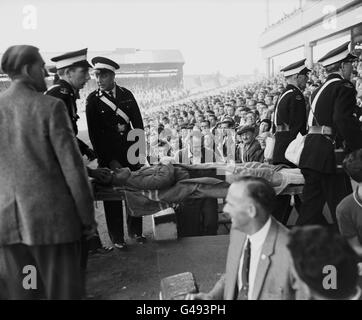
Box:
[136, 236, 147, 244]
[114, 242, 127, 250]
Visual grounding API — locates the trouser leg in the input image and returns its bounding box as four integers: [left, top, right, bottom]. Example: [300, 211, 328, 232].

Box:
[103, 201, 124, 243]
[322, 171, 353, 225]
[31, 242, 83, 300]
[1, 244, 43, 300]
[201, 198, 218, 235]
[273, 195, 293, 226]
[297, 169, 329, 226]
[127, 215, 143, 237]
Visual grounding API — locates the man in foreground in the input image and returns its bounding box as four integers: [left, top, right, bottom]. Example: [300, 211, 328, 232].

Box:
[288, 226, 361, 300]
[186, 176, 302, 300]
[0, 45, 96, 299]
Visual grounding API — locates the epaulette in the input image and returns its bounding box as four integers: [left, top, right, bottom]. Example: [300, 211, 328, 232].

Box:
[343, 82, 354, 89]
[45, 84, 60, 94]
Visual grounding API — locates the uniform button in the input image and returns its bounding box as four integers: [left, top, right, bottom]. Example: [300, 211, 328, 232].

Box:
[261, 254, 266, 260]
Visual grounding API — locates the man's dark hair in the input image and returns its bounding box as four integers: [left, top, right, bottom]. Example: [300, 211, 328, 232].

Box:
[1, 45, 41, 79]
[288, 226, 359, 299]
[343, 149, 362, 182]
[234, 176, 276, 214]
[201, 119, 210, 127]
[324, 62, 341, 74]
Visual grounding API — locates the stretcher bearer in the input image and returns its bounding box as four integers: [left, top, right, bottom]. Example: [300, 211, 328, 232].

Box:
[86, 57, 146, 249]
[271, 59, 309, 225]
[272, 59, 309, 166]
[298, 42, 362, 226]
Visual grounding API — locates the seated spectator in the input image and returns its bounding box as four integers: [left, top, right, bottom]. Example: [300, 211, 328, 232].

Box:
[235, 125, 263, 163]
[287, 226, 361, 300]
[259, 119, 272, 134]
[337, 150, 362, 257]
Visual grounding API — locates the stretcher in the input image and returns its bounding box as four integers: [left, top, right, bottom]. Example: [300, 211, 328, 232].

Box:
[93, 162, 304, 217]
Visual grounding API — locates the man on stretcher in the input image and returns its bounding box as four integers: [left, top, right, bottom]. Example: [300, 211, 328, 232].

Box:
[91, 160, 298, 192]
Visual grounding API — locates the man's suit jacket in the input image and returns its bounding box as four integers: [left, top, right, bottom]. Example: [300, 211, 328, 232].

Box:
[208, 217, 301, 300]
[0, 80, 95, 246]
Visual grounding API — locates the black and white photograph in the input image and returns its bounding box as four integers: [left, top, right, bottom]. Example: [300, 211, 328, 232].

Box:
[0, 0, 362, 309]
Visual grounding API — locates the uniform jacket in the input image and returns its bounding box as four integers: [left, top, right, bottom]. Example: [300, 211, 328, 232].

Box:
[272, 84, 307, 166]
[45, 79, 90, 155]
[86, 85, 144, 169]
[0, 80, 95, 246]
[208, 217, 302, 300]
[299, 73, 362, 174]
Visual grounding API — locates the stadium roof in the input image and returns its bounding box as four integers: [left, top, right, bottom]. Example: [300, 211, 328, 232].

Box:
[0, 48, 184, 74]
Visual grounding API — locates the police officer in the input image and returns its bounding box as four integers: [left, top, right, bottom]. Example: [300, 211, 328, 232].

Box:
[86, 57, 146, 249]
[46, 48, 96, 160]
[271, 59, 309, 224]
[298, 41, 362, 226]
[272, 58, 309, 166]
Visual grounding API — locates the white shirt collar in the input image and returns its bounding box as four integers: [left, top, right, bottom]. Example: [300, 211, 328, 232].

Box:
[247, 217, 272, 248]
[107, 85, 116, 97]
[353, 186, 362, 208]
[350, 286, 361, 300]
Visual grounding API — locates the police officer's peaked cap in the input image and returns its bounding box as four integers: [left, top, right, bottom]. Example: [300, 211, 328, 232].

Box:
[51, 48, 92, 70]
[318, 41, 358, 67]
[281, 58, 311, 77]
[91, 56, 119, 73]
[1, 45, 41, 75]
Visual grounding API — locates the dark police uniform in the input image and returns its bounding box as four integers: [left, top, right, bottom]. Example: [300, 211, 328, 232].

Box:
[46, 79, 93, 157]
[272, 84, 307, 166]
[271, 59, 309, 225]
[297, 41, 362, 226]
[86, 85, 145, 243]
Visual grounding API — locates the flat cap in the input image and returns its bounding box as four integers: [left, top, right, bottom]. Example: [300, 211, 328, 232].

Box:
[236, 125, 255, 135]
[51, 48, 91, 70]
[1, 45, 41, 75]
[318, 41, 357, 67]
[281, 58, 310, 77]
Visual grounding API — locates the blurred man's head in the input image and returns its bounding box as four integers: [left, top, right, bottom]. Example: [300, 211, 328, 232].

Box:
[343, 149, 362, 183]
[223, 177, 275, 235]
[259, 119, 272, 133]
[226, 105, 235, 117]
[288, 226, 360, 300]
[1, 45, 48, 92]
[245, 112, 256, 126]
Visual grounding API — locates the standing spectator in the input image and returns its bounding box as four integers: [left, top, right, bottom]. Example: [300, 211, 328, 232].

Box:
[0, 45, 95, 299]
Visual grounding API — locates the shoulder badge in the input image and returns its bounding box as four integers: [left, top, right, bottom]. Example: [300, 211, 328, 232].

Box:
[343, 82, 354, 89]
[59, 87, 70, 95]
[295, 95, 303, 100]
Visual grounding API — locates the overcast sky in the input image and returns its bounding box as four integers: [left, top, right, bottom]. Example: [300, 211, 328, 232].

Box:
[0, 0, 304, 75]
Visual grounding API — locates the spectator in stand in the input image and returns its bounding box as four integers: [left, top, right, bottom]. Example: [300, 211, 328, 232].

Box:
[235, 125, 263, 163]
[336, 149, 362, 257]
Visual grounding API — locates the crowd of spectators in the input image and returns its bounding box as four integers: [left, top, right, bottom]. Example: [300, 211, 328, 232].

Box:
[142, 55, 362, 166]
